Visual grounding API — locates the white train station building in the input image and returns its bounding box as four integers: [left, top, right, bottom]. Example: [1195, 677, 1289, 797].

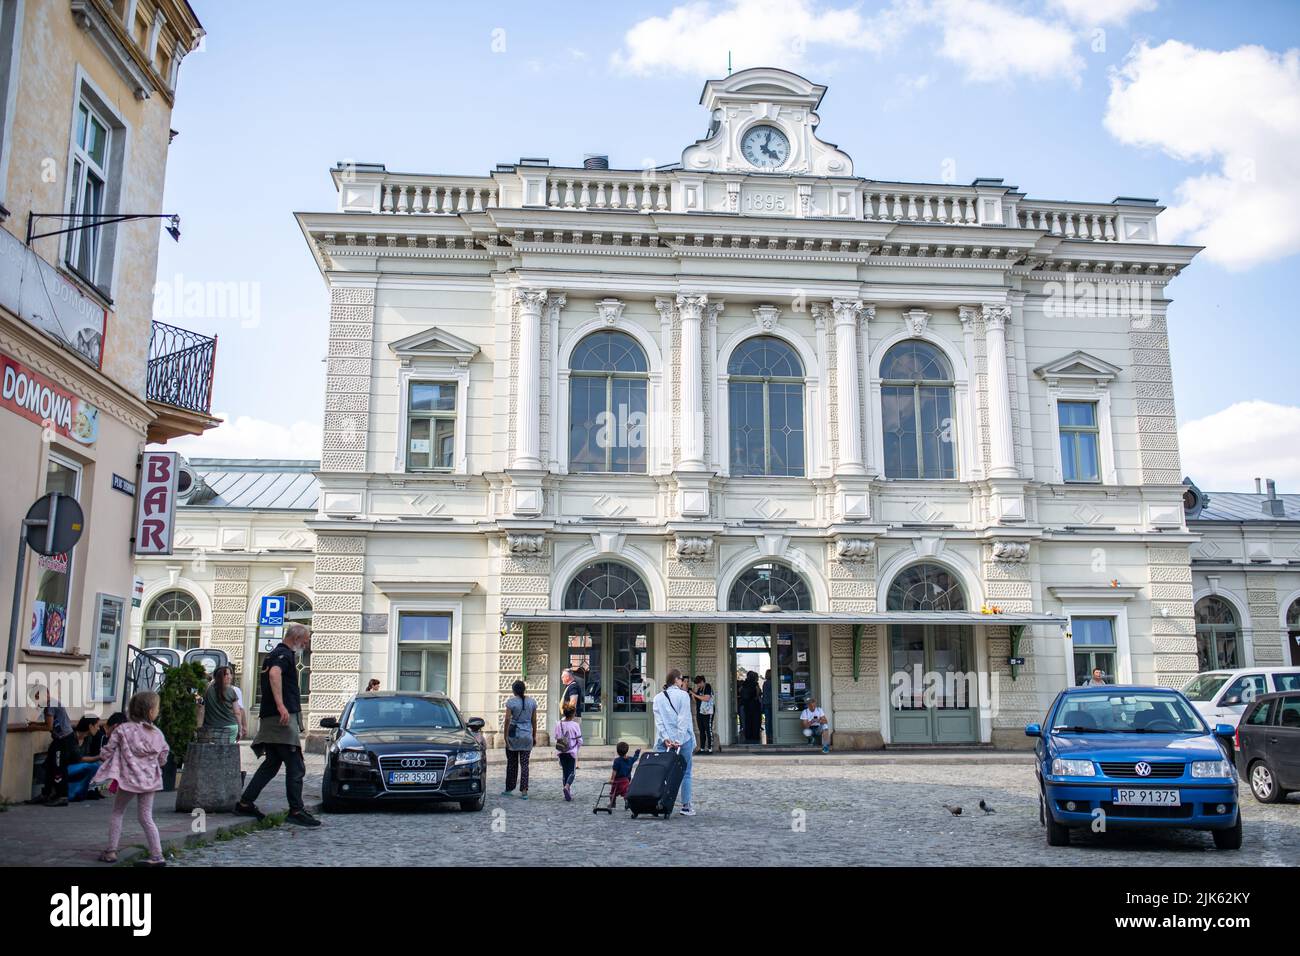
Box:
[142, 68, 1234, 748]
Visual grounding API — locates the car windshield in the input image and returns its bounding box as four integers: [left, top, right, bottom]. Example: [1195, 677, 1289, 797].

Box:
[346, 696, 461, 731]
[1182, 673, 1231, 702]
[1052, 692, 1206, 734]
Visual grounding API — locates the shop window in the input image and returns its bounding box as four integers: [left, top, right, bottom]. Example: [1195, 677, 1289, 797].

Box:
[30, 455, 82, 651]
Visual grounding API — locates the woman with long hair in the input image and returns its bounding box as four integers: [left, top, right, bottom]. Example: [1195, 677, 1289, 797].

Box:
[501, 679, 537, 799]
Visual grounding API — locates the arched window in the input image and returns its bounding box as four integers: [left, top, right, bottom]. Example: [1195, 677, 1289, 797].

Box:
[1195, 597, 1240, 671]
[568, 331, 648, 473]
[728, 562, 813, 612]
[143, 590, 202, 651]
[881, 340, 957, 480]
[728, 336, 805, 477]
[886, 563, 966, 612]
[563, 561, 651, 611]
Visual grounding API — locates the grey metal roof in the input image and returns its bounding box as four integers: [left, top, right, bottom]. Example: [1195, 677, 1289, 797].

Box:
[1192, 491, 1300, 524]
[183, 459, 319, 511]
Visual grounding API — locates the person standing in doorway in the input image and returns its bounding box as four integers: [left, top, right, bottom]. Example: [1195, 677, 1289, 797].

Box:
[691, 675, 715, 754]
[502, 680, 537, 799]
[739, 671, 762, 744]
[560, 668, 583, 718]
[761, 669, 775, 744]
[652, 669, 696, 816]
[234, 623, 320, 827]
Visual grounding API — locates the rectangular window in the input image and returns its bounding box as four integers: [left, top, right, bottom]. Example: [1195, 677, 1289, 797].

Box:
[406, 381, 456, 471]
[397, 612, 452, 694]
[1059, 401, 1100, 482]
[30, 456, 82, 652]
[66, 98, 113, 290]
[1071, 616, 1116, 684]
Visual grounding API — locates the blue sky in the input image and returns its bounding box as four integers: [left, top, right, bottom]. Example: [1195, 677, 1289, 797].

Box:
[157, 0, 1300, 490]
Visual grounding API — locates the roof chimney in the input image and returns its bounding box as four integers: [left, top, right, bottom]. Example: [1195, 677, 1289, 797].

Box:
[1264, 479, 1285, 517]
[583, 154, 610, 170]
[1255, 477, 1262, 494]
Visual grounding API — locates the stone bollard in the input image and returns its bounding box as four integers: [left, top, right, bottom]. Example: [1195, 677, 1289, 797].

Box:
[175, 727, 243, 813]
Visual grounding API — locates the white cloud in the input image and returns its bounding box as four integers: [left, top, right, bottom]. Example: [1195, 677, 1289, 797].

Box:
[1049, 0, 1155, 27]
[612, 0, 1085, 85]
[154, 414, 322, 462]
[1105, 41, 1300, 269]
[932, 0, 1083, 84]
[1179, 402, 1300, 491]
[610, 0, 900, 76]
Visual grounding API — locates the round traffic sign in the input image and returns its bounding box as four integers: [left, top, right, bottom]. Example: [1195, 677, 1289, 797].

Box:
[24, 492, 84, 557]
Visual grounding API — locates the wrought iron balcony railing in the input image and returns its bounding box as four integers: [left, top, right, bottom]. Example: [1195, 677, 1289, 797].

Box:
[147, 320, 217, 414]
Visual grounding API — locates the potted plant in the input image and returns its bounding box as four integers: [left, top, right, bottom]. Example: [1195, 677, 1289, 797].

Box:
[157, 662, 207, 791]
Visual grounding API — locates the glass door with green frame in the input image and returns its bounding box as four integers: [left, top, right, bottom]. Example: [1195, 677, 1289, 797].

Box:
[729, 624, 814, 745]
[889, 624, 979, 744]
[566, 623, 653, 746]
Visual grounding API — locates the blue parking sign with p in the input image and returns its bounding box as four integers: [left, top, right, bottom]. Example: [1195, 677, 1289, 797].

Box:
[259, 595, 286, 627]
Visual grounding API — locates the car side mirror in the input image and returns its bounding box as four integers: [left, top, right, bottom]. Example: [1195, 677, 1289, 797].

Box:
[1025, 723, 1041, 738]
[1219, 695, 1241, 707]
[1214, 723, 1235, 738]
[319, 717, 339, 729]
[467, 717, 486, 732]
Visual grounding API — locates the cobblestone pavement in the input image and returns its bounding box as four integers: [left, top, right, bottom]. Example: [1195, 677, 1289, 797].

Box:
[173, 757, 1300, 867]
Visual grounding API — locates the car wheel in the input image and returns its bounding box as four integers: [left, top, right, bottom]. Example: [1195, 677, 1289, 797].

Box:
[1212, 811, 1242, 850]
[320, 767, 344, 813]
[460, 795, 485, 812]
[1249, 760, 1283, 804]
[1046, 814, 1071, 847]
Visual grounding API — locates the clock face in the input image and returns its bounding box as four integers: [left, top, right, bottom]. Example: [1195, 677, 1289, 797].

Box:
[741, 125, 790, 169]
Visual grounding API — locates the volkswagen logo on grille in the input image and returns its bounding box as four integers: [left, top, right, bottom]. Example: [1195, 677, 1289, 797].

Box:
[399, 758, 427, 769]
[1135, 761, 1152, 777]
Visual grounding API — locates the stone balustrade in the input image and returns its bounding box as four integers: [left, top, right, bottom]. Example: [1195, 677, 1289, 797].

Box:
[541, 172, 673, 212]
[1018, 204, 1120, 241]
[863, 188, 981, 225]
[378, 179, 498, 215]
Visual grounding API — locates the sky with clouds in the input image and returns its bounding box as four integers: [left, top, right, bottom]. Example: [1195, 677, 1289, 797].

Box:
[156, 0, 1300, 491]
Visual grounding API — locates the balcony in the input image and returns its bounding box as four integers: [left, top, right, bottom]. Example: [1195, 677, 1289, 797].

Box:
[145, 320, 220, 444]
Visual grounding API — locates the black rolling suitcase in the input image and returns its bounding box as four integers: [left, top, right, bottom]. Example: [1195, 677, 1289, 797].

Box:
[625, 749, 686, 818]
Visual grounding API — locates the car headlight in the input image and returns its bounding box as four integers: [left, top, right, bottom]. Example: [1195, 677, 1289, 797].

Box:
[453, 750, 482, 766]
[1051, 758, 1095, 777]
[1191, 759, 1233, 778]
[338, 749, 371, 766]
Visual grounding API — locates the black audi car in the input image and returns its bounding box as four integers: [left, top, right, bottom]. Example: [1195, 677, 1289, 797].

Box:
[319, 691, 487, 811]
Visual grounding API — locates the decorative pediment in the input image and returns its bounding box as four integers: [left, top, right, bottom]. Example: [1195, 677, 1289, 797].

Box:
[681, 67, 853, 177]
[389, 327, 480, 367]
[1034, 351, 1121, 388]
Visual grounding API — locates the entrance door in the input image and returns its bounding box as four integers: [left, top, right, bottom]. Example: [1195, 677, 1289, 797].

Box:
[729, 624, 815, 745]
[565, 623, 652, 746]
[889, 624, 978, 744]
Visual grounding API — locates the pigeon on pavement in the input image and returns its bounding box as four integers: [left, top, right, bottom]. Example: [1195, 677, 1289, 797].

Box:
[979, 800, 995, 814]
[942, 804, 962, 816]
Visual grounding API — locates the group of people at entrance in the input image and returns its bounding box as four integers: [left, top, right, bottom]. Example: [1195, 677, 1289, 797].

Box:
[737, 670, 832, 751]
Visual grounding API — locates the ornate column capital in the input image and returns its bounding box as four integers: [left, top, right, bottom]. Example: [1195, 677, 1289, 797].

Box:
[705, 299, 725, 326]
[982, 303, 1011, 331]
[654, 296, 677, 325]
[958, 305, 980, 328]
[594, 297, 623, 326]
[831, 297, 865, 327]
[676, 293, 708, 319]
[545, 293, 566, 320]
[513, 287, 549, 314]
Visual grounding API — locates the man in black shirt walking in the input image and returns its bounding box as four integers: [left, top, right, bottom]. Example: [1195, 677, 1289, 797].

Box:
[234, 623, 320, 827]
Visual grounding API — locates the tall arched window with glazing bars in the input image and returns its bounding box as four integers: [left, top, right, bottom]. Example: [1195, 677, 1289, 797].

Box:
[727, 336, 805, 477]
[568, 331, 648, 473]
[881, 340, 957, 480]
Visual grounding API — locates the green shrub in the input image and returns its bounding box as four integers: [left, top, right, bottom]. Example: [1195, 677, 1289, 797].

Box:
[158, 662, 208, 767]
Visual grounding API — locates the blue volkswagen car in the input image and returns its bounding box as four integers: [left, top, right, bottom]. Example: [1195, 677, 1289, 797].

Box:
[1027, 686, 1241, 850]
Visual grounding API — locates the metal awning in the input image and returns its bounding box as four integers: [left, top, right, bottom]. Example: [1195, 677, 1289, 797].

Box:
[503, 609, 1067, 627]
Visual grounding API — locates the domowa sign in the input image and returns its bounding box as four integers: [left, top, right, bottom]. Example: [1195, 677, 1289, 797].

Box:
[293, 68, 1200, 749]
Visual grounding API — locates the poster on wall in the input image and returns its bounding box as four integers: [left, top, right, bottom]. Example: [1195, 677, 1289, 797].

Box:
[91, 594, 125, 702]
[28, 600, 67, 650]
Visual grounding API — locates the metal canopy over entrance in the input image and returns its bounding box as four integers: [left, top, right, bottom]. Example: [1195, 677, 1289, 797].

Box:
[504, 609, 1068, 627]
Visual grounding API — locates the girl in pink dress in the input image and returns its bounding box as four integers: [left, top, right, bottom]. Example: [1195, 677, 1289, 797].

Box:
[93, 691, 169, 866]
